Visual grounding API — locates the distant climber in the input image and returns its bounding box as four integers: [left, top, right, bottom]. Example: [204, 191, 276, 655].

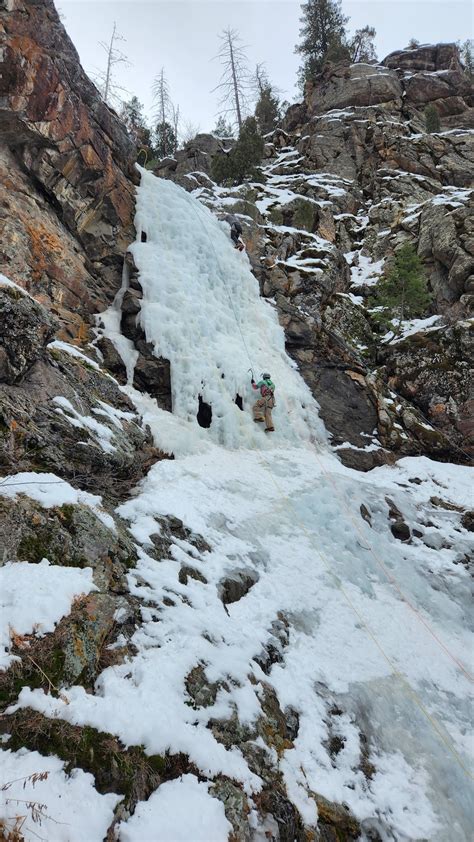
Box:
[251, 372, 275, 432]
[224, 214, 245, 251]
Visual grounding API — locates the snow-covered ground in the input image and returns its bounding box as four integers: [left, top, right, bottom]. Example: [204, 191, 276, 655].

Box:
[2, 173, 473, 841]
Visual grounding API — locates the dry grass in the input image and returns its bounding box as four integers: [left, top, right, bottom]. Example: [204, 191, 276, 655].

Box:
[0, 772, 50, 842]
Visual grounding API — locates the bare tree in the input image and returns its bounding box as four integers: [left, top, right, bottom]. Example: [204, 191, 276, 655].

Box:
[152, 68, 176, 157]
[172, 103, 180, 151]
[253, 63, 274, 97]
[212, 28, 251, 133]
[153, 68, 172, 127]
[180, 120, 201, 146]
[94, 22, 130, 105]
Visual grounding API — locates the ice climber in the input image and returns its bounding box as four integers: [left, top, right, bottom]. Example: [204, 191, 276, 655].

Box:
[225, 214, 245, 251]
[251, 373, 275, 432]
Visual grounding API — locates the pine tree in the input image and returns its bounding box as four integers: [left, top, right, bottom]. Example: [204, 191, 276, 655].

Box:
[211, 117, 264, 185]
[407, 38, 420, 49]
[213, 116, 234, 138]
[153, 121, 177, 159]
[425, 103, 440, 133]
[375, 244, 431, 334]
[121, 96, 145, 142]
[152, 68, 178, 157]
[349, 25, 377, 63]
[295, 0, 349, 87]
[254, 65, 280, 135]
[120, 96, 155, 162]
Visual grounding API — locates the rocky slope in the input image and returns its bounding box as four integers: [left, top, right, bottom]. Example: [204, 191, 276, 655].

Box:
[0, 2, 473, 839]
[156, 42, 473, 470]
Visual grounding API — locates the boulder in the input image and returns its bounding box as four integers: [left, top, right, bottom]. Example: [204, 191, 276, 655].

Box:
[306, 63, 402, 117]
[404, 70, 470, 105]
[417, 198, 474, 308]
[0, 344, 164, 497]
[383, 43, 464, 73]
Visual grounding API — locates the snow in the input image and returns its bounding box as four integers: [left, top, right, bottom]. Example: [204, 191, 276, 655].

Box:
[337, 291, 364, 306]
[0, 748, 120, 842]
[5, 169, 474, 840]
[118, 774, 232, 842]
[0, 471, 115, 531]
[0, 560, 96, 671]
[11, 446, 474, 839]
[347, 251, 385, 287]
[52, 396, 117, 453]
[47, 340, 101, 370]
[0, 273, 32, 297]
[383, 315, 442, 343]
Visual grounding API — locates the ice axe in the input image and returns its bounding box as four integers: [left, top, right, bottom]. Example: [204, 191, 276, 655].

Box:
[248, 368, 255, 382]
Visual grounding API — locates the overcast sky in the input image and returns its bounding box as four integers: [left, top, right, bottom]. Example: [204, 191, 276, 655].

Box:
[59, 0, 473, 136]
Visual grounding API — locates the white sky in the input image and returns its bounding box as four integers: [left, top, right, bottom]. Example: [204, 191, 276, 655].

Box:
[59, 0, 473, 136]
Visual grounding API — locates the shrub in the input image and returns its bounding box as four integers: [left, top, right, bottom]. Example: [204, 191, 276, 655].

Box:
[372, 243, 432, 335]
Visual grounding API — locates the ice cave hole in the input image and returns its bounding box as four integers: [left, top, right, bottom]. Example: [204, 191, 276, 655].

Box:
[197, 395, 212, 428]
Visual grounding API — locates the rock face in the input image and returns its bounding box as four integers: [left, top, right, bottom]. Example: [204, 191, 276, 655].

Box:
[304, 45, 473, 129]
[379, 322, 473, 456]
[0, 285, 56, 383]
[305, 62, 403, 114]
[0, 0, 136, 335]
[0, 284, 165, 496]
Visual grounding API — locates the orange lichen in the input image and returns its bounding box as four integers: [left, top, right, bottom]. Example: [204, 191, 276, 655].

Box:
[24, 222, 63, 284]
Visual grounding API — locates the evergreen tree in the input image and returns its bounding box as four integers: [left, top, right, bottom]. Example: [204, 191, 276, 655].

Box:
[255, 86, 280, 134]
[374, 244, 431, 334]
[213, 116, 234, 138]
[407, 38, 420, 49]
[152, 68, 178, 157]
[324, 35, 350, 65]
[153, 121, 177, 159]
[424, 103, 440, 133]
[120, 96, 154, 162]
[349, 25, 377, 63]
[254, 65, 280, 135]
[211, 117, 264, 185]
[295, 0, 349, 87]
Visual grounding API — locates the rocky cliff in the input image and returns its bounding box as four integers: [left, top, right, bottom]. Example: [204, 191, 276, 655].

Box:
[0, 0, 136, 336]
[156, 43, 473, 469]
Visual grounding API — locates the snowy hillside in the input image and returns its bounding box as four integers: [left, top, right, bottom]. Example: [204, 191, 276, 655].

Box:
[2, 171, 472, 842]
